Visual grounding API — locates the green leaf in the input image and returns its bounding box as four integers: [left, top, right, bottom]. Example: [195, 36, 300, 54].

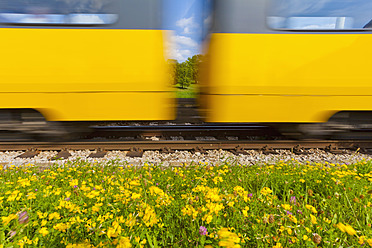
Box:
[366, 214, 370, 225]
[146, 233, 154, 248]
[153, 236, 158, 248]
[0, 231, 4, 243]
[332, 213, 338, 224]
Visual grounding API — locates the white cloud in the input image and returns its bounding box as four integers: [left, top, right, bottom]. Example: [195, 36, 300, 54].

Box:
[203, 14, 212, 28]
[176, 16, 198, 34]
[172, 49, 193, 62]
[165, 32, 198, 62]
[174, 35, 198, 48]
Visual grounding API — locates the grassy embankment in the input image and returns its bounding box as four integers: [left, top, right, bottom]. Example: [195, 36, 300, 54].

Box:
[0, 159, 372, 247]
[175, 84, 198, 99]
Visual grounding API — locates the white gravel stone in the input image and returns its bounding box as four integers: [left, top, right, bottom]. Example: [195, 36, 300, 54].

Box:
[0, 148, 371, 168]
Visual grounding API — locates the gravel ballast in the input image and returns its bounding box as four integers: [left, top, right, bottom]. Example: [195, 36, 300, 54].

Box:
[0, 149, 371, 167]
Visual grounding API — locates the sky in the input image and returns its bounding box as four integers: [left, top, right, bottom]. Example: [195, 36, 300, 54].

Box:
[163, 0, 372, 62]
[163, 0, 208, 62]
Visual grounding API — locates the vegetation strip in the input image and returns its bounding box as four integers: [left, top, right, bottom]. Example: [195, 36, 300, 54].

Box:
[0, 160, 372, 247]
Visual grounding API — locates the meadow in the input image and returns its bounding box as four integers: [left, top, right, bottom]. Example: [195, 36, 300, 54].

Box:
[175, 84, 198, 98]
[0, 159, 372, 247]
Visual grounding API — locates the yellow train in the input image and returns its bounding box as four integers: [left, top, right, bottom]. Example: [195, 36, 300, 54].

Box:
[0, 0, 174, 139]
[199, 0, 372, 138]
[2, 0, 372, 140]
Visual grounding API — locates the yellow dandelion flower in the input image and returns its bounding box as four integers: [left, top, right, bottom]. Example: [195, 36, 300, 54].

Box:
[359, 236, 366, 245]
[337, 223, 346, 233]
[281, 204, 292, 211]
[310, 214, 317, 224]
[117, 237, 132, 248]
[242, 206, 250, 218]
[48, 212, 61, 221]
[344, 225, 356, 236]
[273, 242, 282, 248]
[366, 238, 372, 246]
[305, 205, 318, 214]
[2, 214, 17, 226]
[260, 187, 272, 195]
[39, 227, 49, 237]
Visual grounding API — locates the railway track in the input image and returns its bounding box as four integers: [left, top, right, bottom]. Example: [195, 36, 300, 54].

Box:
[2, 140, 372, 159]
[1, 111, 372, 159]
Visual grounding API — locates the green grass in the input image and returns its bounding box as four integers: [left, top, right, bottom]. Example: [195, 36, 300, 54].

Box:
[1, 160, 372, 247]
[175, 84, 198, 98]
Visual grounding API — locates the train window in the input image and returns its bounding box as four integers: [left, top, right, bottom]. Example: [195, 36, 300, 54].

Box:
[0, 0, 118, 25]
[267, 0, 372, 30]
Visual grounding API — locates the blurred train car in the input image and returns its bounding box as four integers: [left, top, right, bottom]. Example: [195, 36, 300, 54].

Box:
[200, 0, 372, 138]
[0, 0, 174, 139]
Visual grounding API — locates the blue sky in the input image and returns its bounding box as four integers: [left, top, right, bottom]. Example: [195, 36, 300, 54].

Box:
[163, 0, 208, 62]
[163, 0, 372, 61]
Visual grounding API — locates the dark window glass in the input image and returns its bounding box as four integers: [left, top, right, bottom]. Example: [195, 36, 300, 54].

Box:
[267, 0, 372, 30]
[0, 0, 118, 25]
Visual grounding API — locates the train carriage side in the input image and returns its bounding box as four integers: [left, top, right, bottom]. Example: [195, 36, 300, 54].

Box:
[200, 0, 372, 137]
[0, 0, 174, 138]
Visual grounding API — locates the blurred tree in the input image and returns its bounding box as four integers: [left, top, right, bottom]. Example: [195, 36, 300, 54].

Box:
[167, 59, 178, 85]
[177, 62, 192, 89]
[171, 54, 204, 89]
[186, 54, 204, 85]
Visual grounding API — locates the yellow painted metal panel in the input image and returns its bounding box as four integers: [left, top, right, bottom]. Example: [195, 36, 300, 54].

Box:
[0, 28, 175, 121]
[201, 33, 372, 122]
[0, 29, 171, 92]
[0, 92, 175, 121]
[205, 95, 372, 123]
[205, 33, 372, 95]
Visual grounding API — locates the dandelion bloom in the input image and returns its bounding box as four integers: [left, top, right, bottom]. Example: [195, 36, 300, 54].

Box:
[367, 239, 372, 246]
[310, 214, 317, 224]
[218, 228, 240, 248]
[273, 243, 282, 248]
[2, 214, 17, 226]
[260, 187, 272, 195]
[39, 227, 49, 237]
[337, 222, 346, 233]
[281, 204, 292, 211]
[359, 236, 367, 245]
[117, 237, 132, 248]
[306, 204, 318, 214]
[344, 225, 357, 236]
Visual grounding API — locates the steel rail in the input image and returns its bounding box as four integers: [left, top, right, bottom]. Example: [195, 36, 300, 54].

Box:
[0, 140, 371, 151]
[87, 124, 277, 139]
